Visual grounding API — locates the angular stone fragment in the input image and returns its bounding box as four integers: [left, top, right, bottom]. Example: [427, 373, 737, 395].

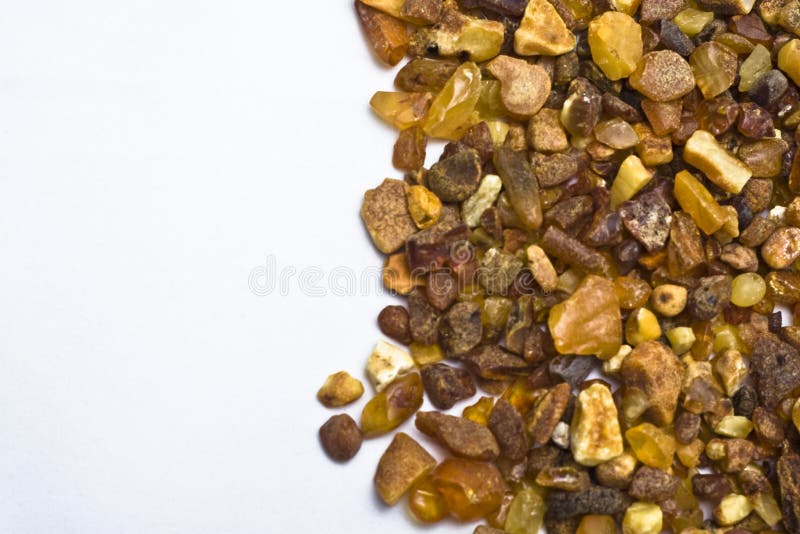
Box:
[778, 448, 800, 533]
[640, 0, 687, 23]
[690, 42, 738, 99]
[494, 147, 542, 230]
[401, 0, 443, 24]
[660, 20, 695, 56]
[630, 466, 681, 502]
[548, 275, 622, 358]
[421, 362, 476, 409]
[408, 289, 440, 346]
[486, 55, 551, 117]
[595, 452, 638, 489]
[683, 130, 752, 194]
[527, 382, 571, 446]
[619, 190, 673, 253]
[462, 174, 502, 228]
[749, 70, 789, 107]
[621, 341, 683, 426]
[571, 383, 624, 466]
[560, 78, 602, 137]
[762, 226, 800, 269]
[545, 487, 629, 520]
[361, 178, 418, 254]
[355, 1, 409, 66]
[696, 0, 757, 14]
[431, 458, 506, 521]
[779, 39, 800, 85]
[531, 152, 581, 188]
[514, 0, 576, 56]
[750, 334, 800, 410]
[410, 8, 505, 62]
[688, 275, 732, 321]
[526, 245, 558, 293]
[427, 149, 482, 203]
[462, 345, 530, 380]
[375, 432, 436, 505]
[439, 301, 482, 357]
[477, 247, 524, 296]
[394, 58, 459, 93]
[629, 51, 696, 102]
[488, 398, 528, 461]
[416, 411, 500, 461]
[588, 12, 643, 81]
[317, 371, 365, 407]
[528, 108, 568, 153]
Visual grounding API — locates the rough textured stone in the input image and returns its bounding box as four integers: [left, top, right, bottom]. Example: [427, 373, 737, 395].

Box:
[621, 341, 683, 425]
[361, 178, 417, 253]
[415, 411, 500, 461]
[421, 363, 476, 409]
[750, 334, 800, 410]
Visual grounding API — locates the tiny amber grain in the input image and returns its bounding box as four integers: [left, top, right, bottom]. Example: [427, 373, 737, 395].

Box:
[360, 373, 424, 437]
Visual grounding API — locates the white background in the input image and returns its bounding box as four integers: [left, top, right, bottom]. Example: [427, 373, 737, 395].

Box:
[0, 1, 480, 533]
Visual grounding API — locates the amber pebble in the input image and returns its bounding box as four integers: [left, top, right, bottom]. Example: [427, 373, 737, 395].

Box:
[463, 396, 495, 426]
[587, 11, 643, 80]
[430, 458, 506, 521]
[423, 62, 482, 141]
[548, 274, 622, 359]
[691, 42, 738, 99]
[504, 487, 545, 534]
[355, 1, 409, 66]
[408, 476, 448, 523]
[577, 514, 616, 534]
[371, 91, 432, 130]
[695, 95, 739, 136]
[625, 422, 677, 471]
[360, 373, 424, 437]
[614, 276, 652, 310]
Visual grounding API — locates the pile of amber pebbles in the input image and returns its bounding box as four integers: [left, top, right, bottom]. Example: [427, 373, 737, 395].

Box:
[317, 0, 800, 531]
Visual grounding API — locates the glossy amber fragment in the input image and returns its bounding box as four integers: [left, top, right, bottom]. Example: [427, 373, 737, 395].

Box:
[778, 39, 800, 85]
[514, 0, 576, 56]
[423, 62, 482, 140]
[739, 44, 772, 92]
[355, 1, 409, 66]
[360, 373, 424, 437]
[577, 514, 616, 534]
[408, 476, 448, 523]
[683, 130, 752, 194]
[614, 276, 652, 310]
[463, 396, 495, 426]
[588, 12, 643, 80]
[674, 8, 715, 37]
[370, 91, 432, 130]
[548, 275, 622, 359]
[430, 458, 506, 521]
[504, 488, 544, 534]
[673, 170, 733, 235]
[690, 42, 738, 99]
[625, 422, 677, 471]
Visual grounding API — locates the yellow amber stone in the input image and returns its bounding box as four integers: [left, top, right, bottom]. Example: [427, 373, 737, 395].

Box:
[625, 308, 662, 346]
[463, 396, 495, 426]
[712, 323, 744, 354]
[625, 422, 676, 471]
[577, 515, 616, 534]
[778, 39, 800, 86]
[674, 8, 715, 37]
[677, 438, 705, 468]
[430, 458, 506, 521]
[409, 343, 444, 366]
[408, 476, 448, 523]
[423, 62, 482, 140]
[370, 91, 432, 130]
[673, 170, 733, 235]
[360, 373, 424, 437]
[406, 185, 442, 229]
[731, 273, 766, 308]
[504, 488, 545, 534]
[502, 378, 543, 415]
[614, 276, 653, 310]
[588, 12, 643, 80]
[548, 275, 622, 359]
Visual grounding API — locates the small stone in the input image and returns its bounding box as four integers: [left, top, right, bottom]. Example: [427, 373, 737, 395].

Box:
[406, 185, 442, 230]
[761, 226, 800, 269]
[752, 406, 785, 446]
[526, 244, 558, 293]
[408, 289, 441, 346]
[430, 458, 506, 521]
[713, 349, 748, 397]
[720, 243, 759, 272]
[641, 0, 687, 23]
[549, 355, 595, 389]
[317, 371, 365, 407]
[737, 102, 773, 139]
[439, 301, 482, 357]
[587, 12, 643, 81]
[531, 152, 581, 188]
[319, 414, 362, 462]
[690, 42, 738, 99]
[619, 190, 673, 253]
[721, 438, 755, 473]
[427, 149, 482, 203]
[571, 383, 624, 466]
[416, 411, 500, 461]
[383, 252, 420, 295]
[425, 270, 458, 311]
[740, 216, 777, 247]
[641, 99, 682, 136]
[674, 411, 701, 444]
[355, 1, 410, 66]
[527, 108, 568, 153]
[361, 178, 418, 254]
[514, 0, 576, 56]
[623, 502, 662, 534]
[462, 174, 503, 228]
[366, 339, 416, 392]
[527, 382, 571, 446]
[650, 284, 688, 317]
[421, 363, 476, 409]
[629, 50, 696, 103]
[375, 432, 436, 505]
[750, 334, 800, 410]
[683, 130, 752, 195]
[545, 486, 629, 520]
[778, 39, 800, 86]
[625, 422, 676, 471]
[462, 345, 530, 380]
[595, 452, 637, 489]
[602, 93, 642, 123]
[488, 398, 528, 461]
[621, 341, 683, 425]
[494, 147, 542, 230]
[739, 138, 788, 178]
[486, 55, 551, 117]
[594, 118, 639, 149]
[748, 70, 789, 107]
[688, 275, 732, 321]
[629, 466, 681, 502]
[548, 275, 622, 359]
[714, 494, 753, 526]
[660, 20, 695, 56]
[560, 78, 602, 137]
[536, 466, 591, 492]
[477, 247, 524, 296]
[692, 473, 733, 503]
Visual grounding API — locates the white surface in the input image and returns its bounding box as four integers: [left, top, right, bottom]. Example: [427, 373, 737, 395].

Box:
[0, 1, 480, 533]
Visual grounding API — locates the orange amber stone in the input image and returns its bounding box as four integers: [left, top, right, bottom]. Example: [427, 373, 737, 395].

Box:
[690, 321, 714, 360]
[577, 514, 616, 534]
[408, 476, 448, 523]
[430, 458, 506, 521]
[360, 373, 424, 437]
[614, 276, 653, 310]
[463, 396, 495, 426]
[502, 378, 544, 416]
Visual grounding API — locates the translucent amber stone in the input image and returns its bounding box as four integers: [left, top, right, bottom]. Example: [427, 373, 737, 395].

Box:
[482, 297, 513, 341]
[504, 488, 544, 534]
[408, 476, 448, 523]
[625, 422, 676, 471]
[673, 170, 732, 235]
[463, 396, 495, 426]
[691, 321, 714, 360]
[360, 373, 424, 437]
[674, 8, 715, 37]
[502, 378, 543, 415]
[731, 273, 766, 308]
[423, 62, 482, 141]
[739, 44, 772, 93]
[430, 458, 506, 521]
[548, 275, 622, 359]
[577, 515, 616, 534]
[370, 91, 432, 130]
[750, 492, 783, 527]
[588, 12, 643, 81]
[409, 342, 444, 366]
[595, 118, 640, 149]
[778, 39, 800, 86]
[615, 276, 652, 310]
[712, 323, 744, 354]
[475, 80, 505, 121]
[690, 42, 738, 99]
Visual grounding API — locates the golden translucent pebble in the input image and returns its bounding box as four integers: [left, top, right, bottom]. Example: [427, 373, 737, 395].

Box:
[462, 396, 495, 426]
[731, 273, 766, 307]
[486, 55, 551, 117]
[383, 252, 421, 295]
[666, 326, 696, 355]
[577, 515, 616, 534]
[595, 118, 640, 149]
[504, 487, 544, 534]
[430, 458, 506, 521]
[360, 373, 424, 437]
[370, 91, 432, 130]
[610, 155, 653, 209]
[673, 170, 732, 235]
[625, 422, 676, 471]
[674, 8, 715, 37]
[548, 275, 622, 358]
[625, 308, 662, 346]
[713, 494, 752, 526]
[588, 12, 643, 80]
[514, 0, 576, 56]
[629, 50, 696, 102]
[423, 62, 482, 141]
[355, 1, 409, 66]
[691, 42, 739, 99]
[739, 44, 772, 92]
[374, 432, 436, 505]
[683, 131, 753, 194]
[407, 476, 448, 523]
[406, 185, 442, 229]
[778, 39, 800, 86]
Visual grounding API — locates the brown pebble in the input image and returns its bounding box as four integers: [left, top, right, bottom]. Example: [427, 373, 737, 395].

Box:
[629, 50, 696, 102]
[374, 432, 436, 505]
[427, 149, 483, 203]
[439, 301, 483, 357]
[526, 382, 571, 446]
[361, 178, 418, 254]
[674, 411, 702, 444]
[621, 341, 683, 425]
[750, 334, 800, 410]
[378, 305, 412, 344]
[319, 414, 362, 462]
[415, 411, 500, 461]
[408, 289, 441, 346]
[487, 398, 528, 461]
[421, 362, 476, 409]
[462, 344, 530, 380]
[687, 275, 732, 321]
[629, 466, 681, 502]
[692, 473, 733, 503]
[752, 406, 785, 446]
